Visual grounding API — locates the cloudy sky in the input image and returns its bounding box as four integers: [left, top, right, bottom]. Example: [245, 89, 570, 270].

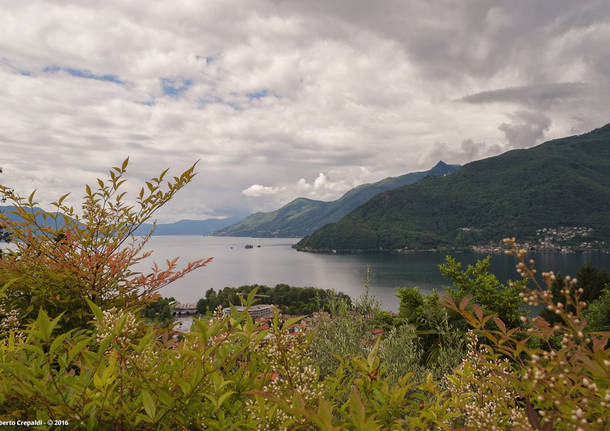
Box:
[1, 0, 609, 222]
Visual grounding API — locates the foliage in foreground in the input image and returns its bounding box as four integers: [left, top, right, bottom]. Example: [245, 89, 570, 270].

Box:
[0, 296, 460, 430]
[0, 161, 608, 430]
[0, 158, 211, 330]
[3, 251, 607, 430]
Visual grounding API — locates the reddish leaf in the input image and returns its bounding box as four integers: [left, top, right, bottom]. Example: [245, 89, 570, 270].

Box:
[493, 316, 506, 333]
[524, 399, 541, 430]
[459, 296, 468, 311]
[473, 304, 483, 321]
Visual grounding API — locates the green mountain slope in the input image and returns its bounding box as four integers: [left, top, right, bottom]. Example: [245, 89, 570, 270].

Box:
[215, 161, 459, 237]
[295, 124, 610, 252]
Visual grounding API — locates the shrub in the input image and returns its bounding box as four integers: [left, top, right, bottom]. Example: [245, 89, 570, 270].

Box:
[441, 238, 610, 430]
[0, 159, 210, 330]
[0, 299, 275, 430]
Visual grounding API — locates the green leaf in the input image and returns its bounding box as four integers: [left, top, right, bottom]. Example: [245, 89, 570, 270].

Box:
[367, 337, 380, 369]
[349, 388, 366, 427]
[58, 192, 70, 205]
[68, 338, 90, 363]
[217, 391, 235, 410]
[85, 298, 103, 323]
[142, 389, 156, 420]
[50, 332, 70, 355]
[0, 278, 18, 298]
[178, 381, 191, 395]
[283, 315, 304, 328]
[134, 328, 154, 354]
[36, 309, 51, 341]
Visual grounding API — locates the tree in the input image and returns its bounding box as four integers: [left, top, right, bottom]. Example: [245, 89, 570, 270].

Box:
[142, 296, 176, 327]
[540, 264, 610, 326]
[439, 255, 524, 328]
[0, 158, 211, 330]
[0, 168, 11, 247]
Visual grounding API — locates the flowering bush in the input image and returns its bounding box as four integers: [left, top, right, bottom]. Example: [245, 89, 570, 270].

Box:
[0, 299, 272, 430]
[0, 158, 211, 330]
[246, 315, 322, 430]
[441, 238, 610, 430]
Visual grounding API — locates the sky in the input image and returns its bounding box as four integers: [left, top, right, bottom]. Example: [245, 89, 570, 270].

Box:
[1, 0, 609, 222]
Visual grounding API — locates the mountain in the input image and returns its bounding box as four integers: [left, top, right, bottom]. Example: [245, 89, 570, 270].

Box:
[0, 206, 239, 237]
[0, 206, 71, 229]
[295, 124, 610, 252]
[134, 216, 242, 236]
[215, 161, 460, 237]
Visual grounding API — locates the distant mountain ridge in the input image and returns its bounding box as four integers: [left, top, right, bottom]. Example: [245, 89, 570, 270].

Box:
[215, 161, 460, 237]
[0, 206, 239, 236]
[135, 217, 242, 236]
[295, 124, 610, 252]
[0, 206, 70, 229]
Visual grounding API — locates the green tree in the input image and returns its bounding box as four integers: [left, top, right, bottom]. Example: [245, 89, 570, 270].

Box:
[582, 286, 610, 331]
[397, 286, 424, 323]
[142, 296, 176, 327]
[439, 255, 524, 328]
[541, 264, 610, 327]
[574, 264, 610, 303]
[0, 168, 10, 248]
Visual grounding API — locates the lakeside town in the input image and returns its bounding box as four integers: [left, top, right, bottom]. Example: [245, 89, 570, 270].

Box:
[471, 226, 609, 254]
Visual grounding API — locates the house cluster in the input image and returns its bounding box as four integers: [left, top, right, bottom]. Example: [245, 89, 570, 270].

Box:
[473, 226, 607, 254]
[171, 303, 389, 342]
[173, 303, 198, 316]
[471, 244, 505, 254]
[536, 226, 593, 245]
[222, 304, 276, 319]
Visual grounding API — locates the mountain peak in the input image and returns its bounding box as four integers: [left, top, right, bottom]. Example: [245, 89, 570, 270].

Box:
[429, 160, 458, 175]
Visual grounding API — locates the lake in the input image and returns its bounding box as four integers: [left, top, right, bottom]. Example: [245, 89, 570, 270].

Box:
[136, 236, 610, 312]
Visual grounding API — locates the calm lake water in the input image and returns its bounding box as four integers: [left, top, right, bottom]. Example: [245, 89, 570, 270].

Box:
[136, 236, 610, 312]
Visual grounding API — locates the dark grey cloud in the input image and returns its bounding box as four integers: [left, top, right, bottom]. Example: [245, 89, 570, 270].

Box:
[420, 138, 503, 168]
[457, 83, 588, 109]
[271, 0, 610, 83]
[499, 111, 552, 149]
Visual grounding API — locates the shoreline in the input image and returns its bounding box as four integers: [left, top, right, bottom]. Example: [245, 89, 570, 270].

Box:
[293, 245, 610, 255]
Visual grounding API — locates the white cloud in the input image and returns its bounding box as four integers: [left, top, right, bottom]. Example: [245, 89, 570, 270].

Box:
[0, 1, 608, 221]
[242, 184, 282, 197]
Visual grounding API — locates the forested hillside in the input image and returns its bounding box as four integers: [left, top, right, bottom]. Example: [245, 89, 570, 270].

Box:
[296, 124, 610, 252]
[216, 161, 459, 237]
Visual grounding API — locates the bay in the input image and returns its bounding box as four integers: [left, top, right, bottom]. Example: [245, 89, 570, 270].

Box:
[138, 236, 610, 312]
